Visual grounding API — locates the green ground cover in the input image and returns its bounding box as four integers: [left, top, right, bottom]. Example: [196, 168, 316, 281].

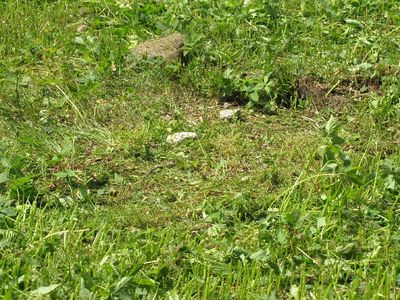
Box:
[1, 0, 400, 298]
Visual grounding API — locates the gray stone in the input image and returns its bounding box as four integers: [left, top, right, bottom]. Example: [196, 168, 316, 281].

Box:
[219, 109, 240, 120]
[133, 33, 184, 61]
[166, 132, 198, 144]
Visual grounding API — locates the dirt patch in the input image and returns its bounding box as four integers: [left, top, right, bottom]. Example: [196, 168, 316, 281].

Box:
[296, 76, 381, 114]
[133, 32, 184, 61]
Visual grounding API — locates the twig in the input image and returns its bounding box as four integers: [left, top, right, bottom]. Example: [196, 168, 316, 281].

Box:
[55, 85, 85, 122]
[301, 116, 321, 129]
[325, 80, 341, 97]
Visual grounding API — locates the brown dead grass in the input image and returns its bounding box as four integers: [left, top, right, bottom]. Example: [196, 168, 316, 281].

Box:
[133, 32, 184, 60]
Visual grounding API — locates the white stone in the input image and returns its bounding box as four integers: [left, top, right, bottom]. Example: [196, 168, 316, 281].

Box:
[166, 132, 198, 144]
[219, 109, 240, 120]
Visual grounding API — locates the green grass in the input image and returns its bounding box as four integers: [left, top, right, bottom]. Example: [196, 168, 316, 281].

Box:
[1, 0, 400, 298]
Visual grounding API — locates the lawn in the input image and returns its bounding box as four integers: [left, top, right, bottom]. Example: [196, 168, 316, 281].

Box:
[1, 0, 400, 298]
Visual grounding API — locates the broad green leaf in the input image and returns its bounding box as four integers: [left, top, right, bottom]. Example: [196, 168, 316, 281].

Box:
[131, 278, 156, 288]
[322, 162, 338, 173]
[325, 115, 336, 133]
[0, 173, 8, 184]
[330, 133, 345, 145]
[30, 284, 60, 297]
[0, 207, 17, 217]
[65, 169, 76, 177]
[277, 229, 287, 244]
[55, 172, 68, 178]
[250, 91, 259, 102]
[323, 145, 339, 163]
[339, 151, 352, 166]
[336, 242, 358, 257]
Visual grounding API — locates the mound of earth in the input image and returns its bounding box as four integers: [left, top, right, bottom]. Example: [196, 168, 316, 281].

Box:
[133, 32, 184, 60]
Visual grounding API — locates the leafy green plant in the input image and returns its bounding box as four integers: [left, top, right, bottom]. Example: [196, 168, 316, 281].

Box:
[213, 67, 294, 112]
[0, 196, 17, 228]
[381, 159, 400, 193]
[321, 116, 352, 173]
[182, 32, 204, 60]
[0, 157, 38, 202]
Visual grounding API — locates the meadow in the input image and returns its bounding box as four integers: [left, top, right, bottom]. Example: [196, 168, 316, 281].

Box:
[1, 0, 400, 298]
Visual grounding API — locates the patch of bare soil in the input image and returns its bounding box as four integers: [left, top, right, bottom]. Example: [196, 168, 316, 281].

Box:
[296, 76, 381, 114]
[133, 32, 184, 61]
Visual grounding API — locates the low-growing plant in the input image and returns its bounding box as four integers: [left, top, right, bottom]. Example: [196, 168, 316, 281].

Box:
[213, 67, 296, 111]
[321, 116, 352, 173]
[0, 157, 39, 203]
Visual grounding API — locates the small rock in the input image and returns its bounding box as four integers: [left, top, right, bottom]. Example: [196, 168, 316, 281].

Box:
[133, 32, 184, 61]
[77, 24, 88, 33]
[223, 102, 234, 108]
[166, 132, 198, 144]
[219, 109, 240, 120]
